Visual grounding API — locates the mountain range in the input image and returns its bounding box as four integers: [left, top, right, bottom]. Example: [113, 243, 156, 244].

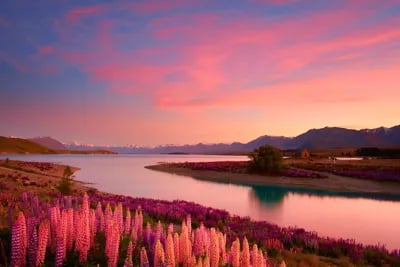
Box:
[62, 125, 400, 154]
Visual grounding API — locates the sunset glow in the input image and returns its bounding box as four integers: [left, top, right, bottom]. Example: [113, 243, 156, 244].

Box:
[1, 0, 399, 145]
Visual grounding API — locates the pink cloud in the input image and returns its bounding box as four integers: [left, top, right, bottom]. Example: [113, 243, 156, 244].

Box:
[250, 0, 297, 4]
[0, 16, 7, 27]
[131, 0, 201, 13]
[51, 1, 400, 110]
[39, 45, 56, 55]
[66, 5, 107, 22]
[0, 52, 28, 72]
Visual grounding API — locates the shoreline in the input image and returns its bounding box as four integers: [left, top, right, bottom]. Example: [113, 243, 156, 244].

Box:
[146, 163, 400, 198]
[1, 159, 400, 266]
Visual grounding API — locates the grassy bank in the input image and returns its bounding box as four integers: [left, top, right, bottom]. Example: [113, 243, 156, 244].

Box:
[145, 159, 400, 197]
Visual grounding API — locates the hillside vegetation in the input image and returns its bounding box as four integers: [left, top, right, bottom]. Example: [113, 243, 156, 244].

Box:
[0, 136, 56, 154]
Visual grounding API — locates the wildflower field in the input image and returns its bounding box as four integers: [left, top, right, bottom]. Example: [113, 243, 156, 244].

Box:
[1, 191, 400, 266]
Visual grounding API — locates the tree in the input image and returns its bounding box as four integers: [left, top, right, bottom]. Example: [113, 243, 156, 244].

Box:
[57, 166, 74, 195]
[248, 145, 283, 175]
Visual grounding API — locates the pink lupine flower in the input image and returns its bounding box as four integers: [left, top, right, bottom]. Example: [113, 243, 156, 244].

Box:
[186, 214, 192, 236]
[210, 228, 219, 267]
[203, 256, 210, 267]
[124, 208, 131, 234]
[168, 223, 174, 234]
[76, 193, 90, 262]
[130, 224, 138, 245]
[145, 222, 151, 245]
[180, 224, 191, 265]
[155, 220, 163, 242]
[113, 202, 123, 234]
[95, 201, 104, 232]
[55, 234, 65, 267]
[28, 225, 37, 267]
[241, 237, 250, 267]
[251, 244, 258, 267]
[257, 249, 266, 267]
[165, 232, 175, 267]
[11, 212, 27, 267]
[230, 238, 240, 267]
[105, 202, 112, 224]
[66, 208, 74, 250]
[193, 228, 203, 256]
[173, 232, 180, 264]
[49, 205, 60, 251]
[154, 239, 165, 267]
[218, 232, 227, 265]
[134, 207, 143, 240]
[89, 209, 96, 247]
[124, 241, 133, 267]
[196, 256, 203, 267]
[140, 247, 149, 267]
[106, 220, 120, 267]
[36, 220, 49, 267]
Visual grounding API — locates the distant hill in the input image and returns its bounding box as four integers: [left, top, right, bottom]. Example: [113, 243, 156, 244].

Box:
[65, 124, 400, 154]
[0, 136, 116, 155]
[29, 136, 67, 150]
[286, 125, 400, 150]
[0, 136, 56, 154]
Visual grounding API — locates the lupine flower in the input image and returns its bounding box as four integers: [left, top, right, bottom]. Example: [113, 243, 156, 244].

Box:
[106, 220, 120, 267]
[155, 220, 163, 242]
[186, 214, 192, 236]
[168, 223, 174, 234]
[218, 232, 227, 265]
[230, 238, 240, 267]
[113, 202, 123, 234]
[154, 239, 165, 267]
[251, 244, 258, 267]
[124, 241, 133, 267]
[28, 225, 37, 267]
[203, 256, 210, 267]
[210, 228, 219, 267]
[66, 208, 74, 250]
[140, 247, 150, 267]
[173, 232, 180, 264]
[11, 212, 27, 267]
[125, 208, 131, 234]
[180, 224, 192, 266]
[36, 220, 49, 267]
[165, 232, 175, 267]
[241, 237, 250, 267]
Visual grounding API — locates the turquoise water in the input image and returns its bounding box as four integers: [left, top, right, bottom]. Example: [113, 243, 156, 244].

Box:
[2, 154, 400, 250]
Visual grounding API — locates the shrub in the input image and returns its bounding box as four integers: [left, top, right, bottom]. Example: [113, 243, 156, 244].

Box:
[248, 145, 284, 175]
[56, 166, 74, 195]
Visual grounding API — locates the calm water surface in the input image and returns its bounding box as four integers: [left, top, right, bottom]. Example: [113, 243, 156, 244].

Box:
[2, 154, 400, 250]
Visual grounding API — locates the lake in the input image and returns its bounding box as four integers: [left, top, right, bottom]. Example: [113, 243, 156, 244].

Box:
[2, 154, 400, 250]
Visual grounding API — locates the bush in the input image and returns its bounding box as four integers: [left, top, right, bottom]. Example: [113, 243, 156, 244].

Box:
[56, 166, 74, 195]
[248, 145, 283, 175]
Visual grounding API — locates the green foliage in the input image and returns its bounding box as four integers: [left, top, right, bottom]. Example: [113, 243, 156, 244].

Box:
[0, 228, 10, 267]
[57, 166, 74, 195]
[248, 145, 284, 175]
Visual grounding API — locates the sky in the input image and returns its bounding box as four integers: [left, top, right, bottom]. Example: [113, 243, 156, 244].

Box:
[0, 0, 399, 146]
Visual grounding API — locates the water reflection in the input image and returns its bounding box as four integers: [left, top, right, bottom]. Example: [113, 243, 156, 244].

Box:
[249, 184, 400, 206]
